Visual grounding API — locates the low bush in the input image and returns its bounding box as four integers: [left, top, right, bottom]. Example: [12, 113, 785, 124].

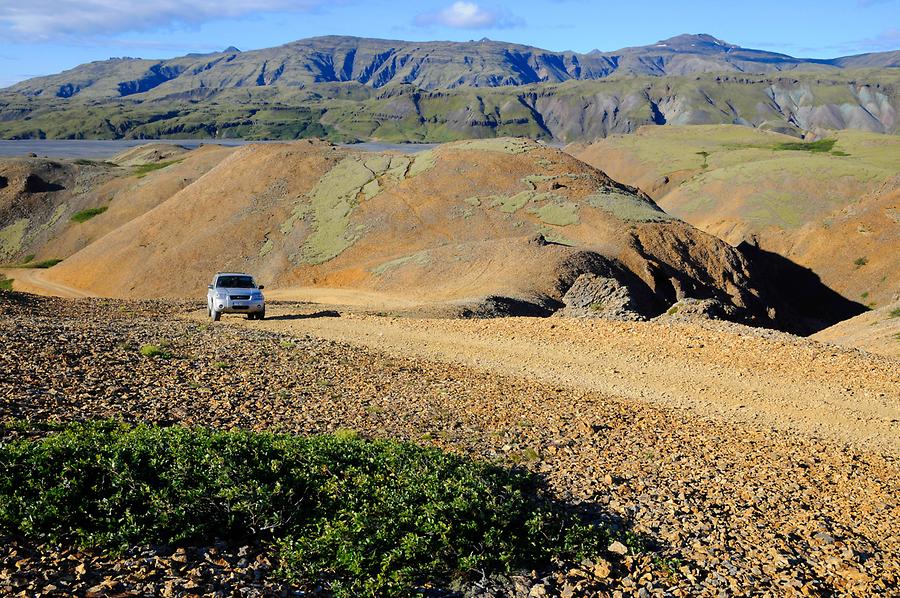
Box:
[0, 275, 12, 291]
[0, 422, 612, 596]
[29, 258, 63, 269]
[70, 207, 108, 223]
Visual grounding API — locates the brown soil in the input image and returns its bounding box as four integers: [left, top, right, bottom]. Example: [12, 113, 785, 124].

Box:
[813, 298, 900, 358]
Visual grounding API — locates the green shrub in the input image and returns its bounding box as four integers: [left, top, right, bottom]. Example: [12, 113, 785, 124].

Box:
[139, 344, 171, 359]
[854, 256, 868, 268]
[13, 258, 64, 269]
[0, 275, 12, 291]
[70, 207, 108, 223]
[889, 308, 900, 319]
[773, 138, 836, 153]
[31, 258, 63, 269]
[0, 422, 613, 596]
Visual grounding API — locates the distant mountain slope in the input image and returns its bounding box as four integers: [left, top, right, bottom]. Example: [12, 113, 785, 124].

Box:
[1, 34, 897, 142]
[2, 71, 898, 142]
[6, 34, 895, 99]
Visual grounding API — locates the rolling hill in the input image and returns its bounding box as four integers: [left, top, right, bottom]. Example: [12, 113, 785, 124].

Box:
[568, 125, 900, 323]
[3, 138, 796, 327]
[0, 35, 898, 141]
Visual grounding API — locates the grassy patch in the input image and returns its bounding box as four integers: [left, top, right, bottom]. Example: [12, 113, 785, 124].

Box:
[773, 138, 836, 153]
[889, 308, 900, 318]
[0, 275, 12, 291]
[0, 421, 615, 596]
[132, 160, 183, 178]
[854, 256, 868, 268]
[138, 344, 171, 359]
[70, 206, 108, 223]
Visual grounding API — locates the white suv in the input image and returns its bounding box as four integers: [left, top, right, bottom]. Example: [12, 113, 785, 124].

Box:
[207, 272, 265, 321]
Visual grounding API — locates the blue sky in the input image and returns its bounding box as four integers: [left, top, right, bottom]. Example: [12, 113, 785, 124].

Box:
[0, 0, 897, 88]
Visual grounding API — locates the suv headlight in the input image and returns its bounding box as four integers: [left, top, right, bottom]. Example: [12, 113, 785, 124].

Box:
[215, 291, 228, 299]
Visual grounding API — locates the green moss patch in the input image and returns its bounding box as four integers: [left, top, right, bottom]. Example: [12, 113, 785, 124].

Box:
[0, 421, 615, 597]
[70, 206, 108, 223]
[371, 252, 432, 275]
[406, 150, 437, 178]
[535, 202, 580, 226]
[455, 138, 536, 155]
[492, 192, 535, 213]
[586, 190, 675, 223]
[0, 218, 29, 259]
[773, 139, 836, 153]
[132, 160, 183, 178]
[301, 157, 377, 264]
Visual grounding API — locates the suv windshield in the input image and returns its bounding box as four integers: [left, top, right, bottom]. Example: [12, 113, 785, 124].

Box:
[216, 276, 255, 289]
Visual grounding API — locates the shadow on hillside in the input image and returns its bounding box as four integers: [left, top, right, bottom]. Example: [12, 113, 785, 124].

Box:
[265, 310, 341, 321]
[737, 242, 868, 336]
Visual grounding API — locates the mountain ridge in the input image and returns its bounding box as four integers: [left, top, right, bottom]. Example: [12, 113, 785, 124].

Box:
[6, 33, 899, 99]
[1, 34, 897, 142]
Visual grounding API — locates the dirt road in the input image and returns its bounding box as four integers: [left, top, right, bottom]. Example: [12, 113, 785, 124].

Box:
[5, 293, 899, 594]
[199, 303, 900, 453]
[0, 268, 94, 298]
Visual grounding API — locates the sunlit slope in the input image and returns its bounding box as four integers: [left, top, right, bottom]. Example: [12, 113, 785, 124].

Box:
[569, 126, 900, 306]
[43, 138, 775, 324]
[0, 145, 236, 265]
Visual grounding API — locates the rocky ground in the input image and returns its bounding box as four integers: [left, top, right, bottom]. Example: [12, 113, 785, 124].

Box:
[1, 291, 898, 596]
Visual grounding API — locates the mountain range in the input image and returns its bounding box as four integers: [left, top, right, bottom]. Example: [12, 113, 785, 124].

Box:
[1, 34, 898, 141]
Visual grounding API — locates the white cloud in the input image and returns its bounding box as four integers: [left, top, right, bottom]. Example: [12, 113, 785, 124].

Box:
[0, 0, 323, 40]
[415, 2, 517, 29]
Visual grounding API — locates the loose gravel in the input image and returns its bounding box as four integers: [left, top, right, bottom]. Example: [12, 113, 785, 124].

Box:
[1, 292, 897, 596]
